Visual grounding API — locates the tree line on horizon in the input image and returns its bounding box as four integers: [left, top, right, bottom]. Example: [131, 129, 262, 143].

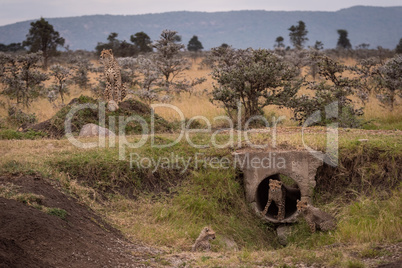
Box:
[1, 17, 402, 56]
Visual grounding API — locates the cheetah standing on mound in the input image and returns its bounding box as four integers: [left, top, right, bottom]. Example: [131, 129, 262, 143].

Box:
[191, 227, 216, 252]
[261, 179, 286, 220]
[100, 49, 127, 109]
[296, 200, 336, 233]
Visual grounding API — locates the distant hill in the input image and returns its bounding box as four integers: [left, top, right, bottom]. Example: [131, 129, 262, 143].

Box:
[0, 6, 401, 51]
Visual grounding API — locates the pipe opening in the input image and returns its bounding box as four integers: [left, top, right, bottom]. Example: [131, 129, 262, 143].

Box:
[256, 174, 301, 220]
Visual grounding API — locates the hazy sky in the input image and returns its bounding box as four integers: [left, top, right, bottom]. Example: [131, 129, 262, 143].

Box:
[0, 0, 401, 26]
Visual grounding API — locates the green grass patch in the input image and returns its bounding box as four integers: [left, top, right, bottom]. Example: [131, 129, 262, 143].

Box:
[147, 168, 277, 250]
[346, 260, 365, 268]
[45, 207, 68, 220]
[287, 218, 336, 249]
[0, 160, 42, 176]
[336, 188, 402, 244]
[359, 246, 392, 259]
[0, 129, 46, 140]
[362, 113, 402, 130]
[315, 136, 402, 203]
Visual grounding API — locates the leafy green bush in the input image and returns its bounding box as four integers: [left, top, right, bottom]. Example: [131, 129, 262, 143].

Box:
[210, 47, 302, 124]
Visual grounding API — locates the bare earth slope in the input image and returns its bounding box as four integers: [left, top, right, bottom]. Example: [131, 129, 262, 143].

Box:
[0, 175, 162, 267]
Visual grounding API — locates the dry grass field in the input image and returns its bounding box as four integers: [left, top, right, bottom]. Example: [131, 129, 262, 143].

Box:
[1, 56, 400, 129]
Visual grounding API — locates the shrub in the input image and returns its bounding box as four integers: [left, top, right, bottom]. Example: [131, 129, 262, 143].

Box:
[374, 54, 402, 111]
[291, 55, 364, 127]
[7, 106, 37, 125]
[210, 47, 302, 124]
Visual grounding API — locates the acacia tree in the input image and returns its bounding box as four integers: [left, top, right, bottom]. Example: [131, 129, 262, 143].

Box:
[0, 52, 48, 108]
[291, 55, 363, 127]
[288, 21, 308, 49]
[130, 31, 152, 53]
[210, 47, 302, 122]
[117, 57, 139, 88]
[135, 55, 167, 104]
[336, 29, 352, 49]
[395, 38, 402, 54]
[69, 55, 93, 89]
[23, 18, 65, 69]
[47, 64, 71, 104]
[131, 30, 206, 103]
[95, 32, 137, 57]
[354, 57, 380, 104]
[313, 41, 324, 50]
[187, 35, 204, 52]
[152, 30, 188, 91]
[274, 36, 285, 49]
[373, 55, 402, 111]
[307, 48, 322, 80]
[0, 43, 25, 52]
[151, 30, 205, 94]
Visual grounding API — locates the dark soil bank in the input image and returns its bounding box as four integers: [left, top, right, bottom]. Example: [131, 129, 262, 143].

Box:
[0, 175, 161, 267]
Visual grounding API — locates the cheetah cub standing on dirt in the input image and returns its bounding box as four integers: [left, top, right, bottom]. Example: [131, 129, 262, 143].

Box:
[296, 200, 336, 233]
[191, 227, 216, 252]
[261, 179, 286, 220]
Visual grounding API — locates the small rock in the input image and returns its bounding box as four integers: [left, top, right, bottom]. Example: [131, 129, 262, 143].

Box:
[79, 123, 115, 137]
[107, 100, 119, 112]
[221, 236, 239, 251]
[276, 225, 292, 246]
[358, 139, 369, 142]
[46, 143, 55, 149]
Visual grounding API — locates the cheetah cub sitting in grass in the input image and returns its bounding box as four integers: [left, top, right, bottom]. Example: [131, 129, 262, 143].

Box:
[191, 227, 216, 252]
[296, 200, 336, 233]
[261, 179, 286, 220]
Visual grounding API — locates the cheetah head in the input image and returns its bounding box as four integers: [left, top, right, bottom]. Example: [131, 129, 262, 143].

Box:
[100, 49, 113, 60]
[201, 227, 216, 241]
[269, 179, 282, 193]
[296, 200, 308, 212]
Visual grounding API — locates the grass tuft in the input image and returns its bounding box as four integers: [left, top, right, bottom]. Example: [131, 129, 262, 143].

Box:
[0, 129, 46, 140]
[336, 188, 402, 244]
[45, 207, 68, 220]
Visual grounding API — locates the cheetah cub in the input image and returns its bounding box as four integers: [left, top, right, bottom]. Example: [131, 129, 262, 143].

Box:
[261, 179, 286, 220]
[296, 200, 336, 233]
[191, 227, 216, 252]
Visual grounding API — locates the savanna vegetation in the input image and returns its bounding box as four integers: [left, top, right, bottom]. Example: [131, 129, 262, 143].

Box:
[0, 18, 401, 267]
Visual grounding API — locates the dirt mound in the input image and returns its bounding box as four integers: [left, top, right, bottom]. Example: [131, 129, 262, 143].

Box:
[0, 238, 46, 267]
[25, 96, 174, 138]
[0, 175, 163, 267]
